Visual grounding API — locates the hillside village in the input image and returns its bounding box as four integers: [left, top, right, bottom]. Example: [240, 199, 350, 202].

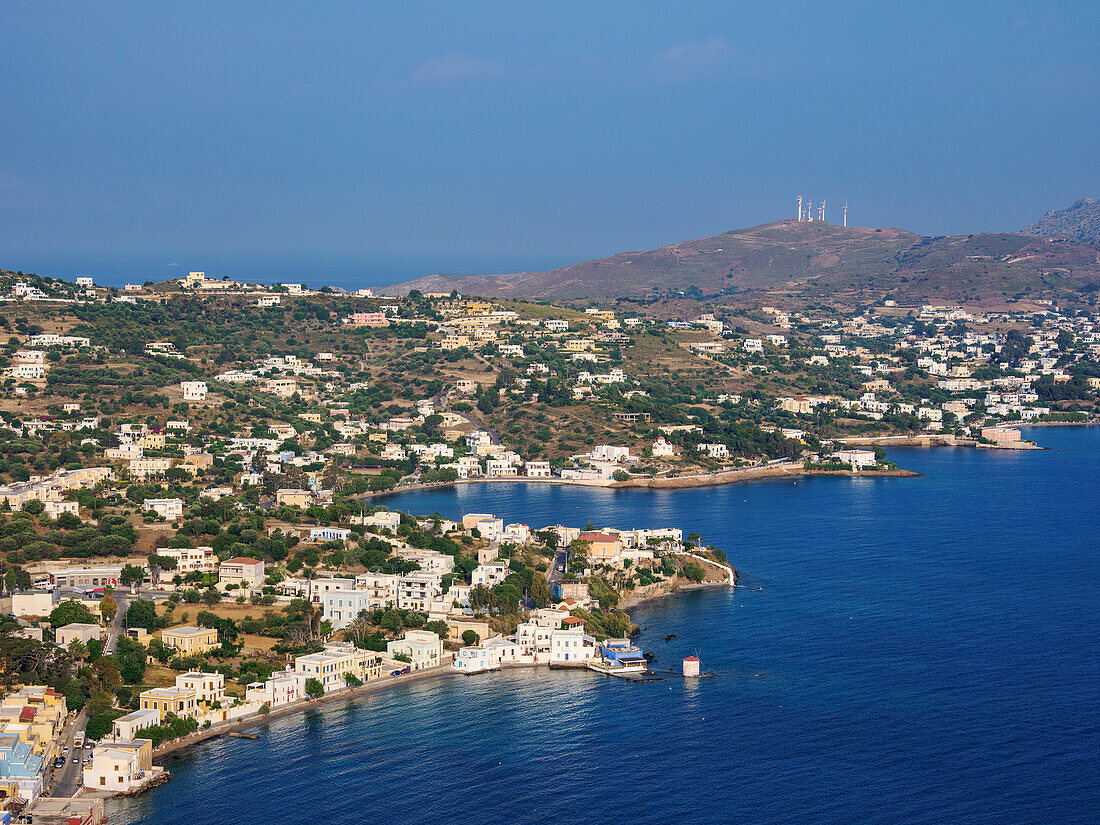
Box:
[0, 268, 1098, 819]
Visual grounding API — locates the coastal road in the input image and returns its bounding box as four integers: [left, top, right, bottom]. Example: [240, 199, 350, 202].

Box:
[48, 711, 88, 798]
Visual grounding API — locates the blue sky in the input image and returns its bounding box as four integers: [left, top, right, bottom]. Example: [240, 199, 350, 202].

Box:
[1, 1, 1098, 284]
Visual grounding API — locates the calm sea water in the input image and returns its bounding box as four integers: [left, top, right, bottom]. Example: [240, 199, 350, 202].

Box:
[111, 427, 1100, 825]
[7, 251, 574, 292]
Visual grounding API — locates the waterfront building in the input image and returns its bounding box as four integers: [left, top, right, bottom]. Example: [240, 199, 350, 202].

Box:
[576, 532, 624, 566]
[293, 642, 380, 691]
[111, 708, 160, 741]
[549, 626, 596, 665]
[386, 630, 443, 671]
[82, 740, 153, 793]
[175, 672, 225, 706]
[246, 670, 308, 707]
[835, 449, 877, 469]
[139, 686, 197, 722]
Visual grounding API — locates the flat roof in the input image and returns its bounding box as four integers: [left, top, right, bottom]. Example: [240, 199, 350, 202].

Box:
[163, 625, 213, 635]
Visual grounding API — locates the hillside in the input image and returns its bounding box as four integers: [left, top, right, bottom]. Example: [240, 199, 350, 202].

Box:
[1023, 198, 1100, 243]
[388, 219, 1100, 303]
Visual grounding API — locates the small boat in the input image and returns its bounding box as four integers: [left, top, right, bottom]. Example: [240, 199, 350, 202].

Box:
[664, 634, 678, 641]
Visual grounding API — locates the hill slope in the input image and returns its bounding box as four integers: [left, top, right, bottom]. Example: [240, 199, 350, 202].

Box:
[388, 219, 1100, 302]
[1023, 198, 1100, 243]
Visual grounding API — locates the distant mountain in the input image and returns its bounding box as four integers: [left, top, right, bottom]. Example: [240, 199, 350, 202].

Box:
[1023, 198, 1100, 243]
[388, 219, 1100, 303]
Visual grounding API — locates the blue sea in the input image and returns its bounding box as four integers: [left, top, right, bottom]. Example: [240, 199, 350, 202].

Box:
[5, 251, 576, 293]
[111, 427, 1100, 825]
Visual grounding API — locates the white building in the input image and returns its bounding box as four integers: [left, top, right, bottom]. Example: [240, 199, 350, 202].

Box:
[180, 381, 208, 401]
[143, 498, 184, 521]
[308, 526, 352, 543]
[82, 740, 154, 793]
[386, 630, 444, 671]
[322, 588, 374, 630]
[835, 449, 877, 469]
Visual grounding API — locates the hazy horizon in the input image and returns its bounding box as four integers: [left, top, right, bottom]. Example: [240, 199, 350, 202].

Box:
[3, 1, 1099, 281]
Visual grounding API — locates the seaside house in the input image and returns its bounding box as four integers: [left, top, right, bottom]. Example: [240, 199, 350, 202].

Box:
[386, 630, 444, 671]
[246, 670, 309, 707]
[111, 708, 161, 741]
[576, 532, 624, 567]
[138, 686, 197, 722]
[82, 740, 153, 793]
[293, 642, 380, 692]
[175, 672, 225, 706]
[549, 622, 596, 665]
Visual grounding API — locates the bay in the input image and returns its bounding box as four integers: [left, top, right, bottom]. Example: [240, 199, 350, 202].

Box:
[111, 427, 1100, 824]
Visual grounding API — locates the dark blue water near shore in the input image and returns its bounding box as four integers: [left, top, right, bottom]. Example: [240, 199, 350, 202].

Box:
[112, 428, 1100, 825]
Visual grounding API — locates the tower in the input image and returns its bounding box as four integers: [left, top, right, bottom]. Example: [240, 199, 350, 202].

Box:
[797, 195, 803, 222]
[843, 201, 848, 227]
[820, 200, 826, 223]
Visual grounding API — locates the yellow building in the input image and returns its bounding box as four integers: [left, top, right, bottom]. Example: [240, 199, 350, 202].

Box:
[276, 488, 312, 508]
[293, 642, 381, 691]
[0, 685, 67, 759]
[139, 686, 197, 722]
[180, 452, 213, 472]
[160, 625, 219, 655]
[140, 432, 167, 449]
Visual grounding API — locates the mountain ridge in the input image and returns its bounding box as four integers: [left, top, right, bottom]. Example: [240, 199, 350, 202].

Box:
[387, 218, 1100, 303]
[1023, 198, 1100, 243]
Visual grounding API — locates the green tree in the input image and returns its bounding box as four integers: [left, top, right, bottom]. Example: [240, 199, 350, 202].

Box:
[530, 574, 550, 609]
[114, 636, 147, 684]
[120, 564, 146, 586]
[124, 598, 158, 630]
[682, 562, 706, 582]
[99, 594, 117, 623]
[305, 678, 324, 699]
[49, 599, 97, 628]
[461, 629, 478, 646]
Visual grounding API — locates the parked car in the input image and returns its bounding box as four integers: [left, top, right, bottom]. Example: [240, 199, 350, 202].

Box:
[71, 755, 80, 763]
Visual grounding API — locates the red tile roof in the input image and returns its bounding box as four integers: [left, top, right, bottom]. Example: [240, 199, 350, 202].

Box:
[222, 557, 262, 566]
[19, 706, 37, 722]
